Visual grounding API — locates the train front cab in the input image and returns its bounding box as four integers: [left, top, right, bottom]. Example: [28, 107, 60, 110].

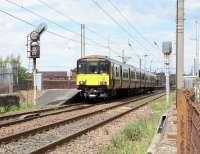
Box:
[76, 58, 111, 99]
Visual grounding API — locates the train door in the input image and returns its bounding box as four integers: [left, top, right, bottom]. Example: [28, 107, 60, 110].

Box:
[120, 65, 122, 88]
[112, 64, 115, 89]
[139, 70, 141, 89]
[128, 68, 131, 89]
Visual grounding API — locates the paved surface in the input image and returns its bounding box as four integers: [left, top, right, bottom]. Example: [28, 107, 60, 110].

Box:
[36, 89, 80, 105]
[156, 106, 177, 154]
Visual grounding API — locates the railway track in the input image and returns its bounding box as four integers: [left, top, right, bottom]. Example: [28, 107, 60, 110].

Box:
[0, 103, 93, 128]
[0, 90, 162, 128]
[0, 102, 85, 121]
[0, 92, 164, 154]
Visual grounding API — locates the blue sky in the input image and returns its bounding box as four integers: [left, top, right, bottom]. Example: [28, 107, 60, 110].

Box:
[0, 0, 199, 74]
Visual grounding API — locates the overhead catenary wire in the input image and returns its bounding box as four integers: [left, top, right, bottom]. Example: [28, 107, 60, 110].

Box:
[0, 8, 110, 50]
[37, 0, 110, 42]
[37, 0, 123, 55]
[1, 0, 164, 69]
[4, 0, 110, 49]
[91, 0, 150, 52]
[91, 0, 163, 63]
[107, 0, 160, 51]
[0, 9, 121, 58]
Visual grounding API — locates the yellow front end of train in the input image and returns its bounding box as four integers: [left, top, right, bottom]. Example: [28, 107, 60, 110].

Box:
[76, 56, 110, 99]
[77, 74, 109, 86]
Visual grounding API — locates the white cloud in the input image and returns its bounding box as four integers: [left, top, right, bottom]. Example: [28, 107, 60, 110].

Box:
[0, 0, 198, 73]
[186, 0, 200, 10]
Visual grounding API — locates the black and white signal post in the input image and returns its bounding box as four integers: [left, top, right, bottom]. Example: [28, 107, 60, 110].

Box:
[27, 23, 47, 105]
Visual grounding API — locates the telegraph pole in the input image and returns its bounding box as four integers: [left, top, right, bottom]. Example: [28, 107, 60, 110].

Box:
[107, 37, 111, 58]
[122, 50, 125, 64]
[176, 0, 184, 90]
[195, 21, 199, 76]
[81, 24, 85, 58]
[176, 1, 185, 153]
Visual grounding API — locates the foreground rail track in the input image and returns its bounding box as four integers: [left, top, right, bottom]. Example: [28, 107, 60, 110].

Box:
[0, 103, 93, 128]
[0, 92, 164, 154]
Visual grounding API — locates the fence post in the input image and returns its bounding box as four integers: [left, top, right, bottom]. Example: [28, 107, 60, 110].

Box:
[177, 90, 189, 154]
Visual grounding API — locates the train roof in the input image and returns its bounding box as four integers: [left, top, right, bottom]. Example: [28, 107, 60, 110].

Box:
[78, 55, 156, 77]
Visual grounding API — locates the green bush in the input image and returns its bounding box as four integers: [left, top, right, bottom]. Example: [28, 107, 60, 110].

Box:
[122, 121, 145, 141]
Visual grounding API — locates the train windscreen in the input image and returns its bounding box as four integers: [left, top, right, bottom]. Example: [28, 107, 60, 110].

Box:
[77, 61, 109, 74]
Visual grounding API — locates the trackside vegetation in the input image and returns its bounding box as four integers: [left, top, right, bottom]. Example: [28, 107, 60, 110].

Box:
[99, 93, 175, 154]
[0, 103, 41, 113]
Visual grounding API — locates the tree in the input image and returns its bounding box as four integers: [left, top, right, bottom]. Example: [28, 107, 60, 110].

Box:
[0, 55, 29, 80]
[18, 66, 28, 80]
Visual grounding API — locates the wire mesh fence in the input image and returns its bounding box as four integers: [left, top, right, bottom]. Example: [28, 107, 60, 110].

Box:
[177, 89, 200, 154]
[0, 64, 14, 94]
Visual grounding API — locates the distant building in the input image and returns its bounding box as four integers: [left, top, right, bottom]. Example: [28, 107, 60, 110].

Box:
[39, 71, 68, 81]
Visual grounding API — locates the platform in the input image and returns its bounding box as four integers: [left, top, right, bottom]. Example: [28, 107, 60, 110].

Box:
[36, 89, 80, 106]
[156, 108, 177, 154]
[147, 105, 177, 154]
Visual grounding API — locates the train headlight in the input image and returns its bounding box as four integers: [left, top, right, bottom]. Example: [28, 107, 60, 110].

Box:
[79, 81, 86, 85]
[100, 81, 107, 85]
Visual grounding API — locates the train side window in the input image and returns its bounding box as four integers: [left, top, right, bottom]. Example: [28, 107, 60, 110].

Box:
[141, 73, 144, 80]
[116, 67, 119, 77]
[131, 71, 135, 79]
[136, 72, 140, 79]
[123, 70, 128, 79]
[135, 71, 136, 79]
[130, 71, 133, 79]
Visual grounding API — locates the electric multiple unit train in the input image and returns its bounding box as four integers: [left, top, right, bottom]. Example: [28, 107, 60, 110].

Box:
[76, 55, 161, 99]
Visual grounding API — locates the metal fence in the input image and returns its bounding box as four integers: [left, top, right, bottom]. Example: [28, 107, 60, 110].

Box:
[0, 65, 13, 94]
[177, 89, 200, 154]
[0, 64, 18, 94]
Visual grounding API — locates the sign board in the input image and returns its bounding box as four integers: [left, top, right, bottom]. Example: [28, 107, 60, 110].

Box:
[36, 73, 42, 91]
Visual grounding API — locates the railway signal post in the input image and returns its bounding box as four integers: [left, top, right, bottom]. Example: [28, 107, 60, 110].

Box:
[27, 23, 47, 105]
[162, 41, 172, 105]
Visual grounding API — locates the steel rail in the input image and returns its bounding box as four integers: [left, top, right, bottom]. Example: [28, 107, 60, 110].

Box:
[0, 103, 84, 121]
[29, 93, 165, 154]
[0, 92, 164, 144]
[0, 90, 162, 127]
[0, 104, 94, 128]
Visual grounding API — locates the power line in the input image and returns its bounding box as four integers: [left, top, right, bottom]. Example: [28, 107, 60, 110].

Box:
[36, 0, 122, 47]
[4, 0, 80, 35]
[0, 7, 109, 50]
[0, 8, 79, 43]
[0, 7, 121, 56]
[37, 0, 109, 41]
[91, 0, 164, 62]
[4, 0, 108, 48]
[107, 0, 159, 51]
[91, 0, 150, 52]
[37, 0, 121, 55]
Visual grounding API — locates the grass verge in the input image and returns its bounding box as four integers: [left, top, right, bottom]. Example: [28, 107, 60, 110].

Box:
[99, 92, 175, 154]
[0, 103, 42, 113]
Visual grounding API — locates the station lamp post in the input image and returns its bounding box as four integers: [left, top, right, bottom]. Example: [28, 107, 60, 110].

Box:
[27, 23, 47, 105]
